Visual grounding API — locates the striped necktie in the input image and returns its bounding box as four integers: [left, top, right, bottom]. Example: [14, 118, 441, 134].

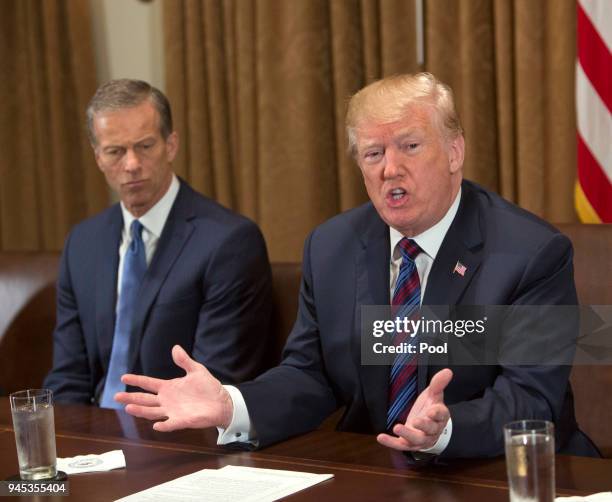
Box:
[100, 220, 147, 408]
[386, 237, 421, 430]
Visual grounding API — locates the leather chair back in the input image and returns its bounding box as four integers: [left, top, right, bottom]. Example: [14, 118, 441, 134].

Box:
[559, 224, 612, 458]
[0, 252, 59, 395]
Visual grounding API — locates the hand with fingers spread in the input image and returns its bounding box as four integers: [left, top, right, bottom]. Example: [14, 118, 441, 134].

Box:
[114, 345, 234, 432]
[377, 368, 453, 452]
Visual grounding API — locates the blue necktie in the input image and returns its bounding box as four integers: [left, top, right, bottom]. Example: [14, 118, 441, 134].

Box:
[387, 238, 421, 430]
[100, 220, 147, 408]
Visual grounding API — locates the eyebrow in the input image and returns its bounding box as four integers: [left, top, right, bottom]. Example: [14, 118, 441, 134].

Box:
[101, 136, 156, 150]
[358, 130, 423, 150]
[359, 141, 384, 151]
[393, 130, 423, 142]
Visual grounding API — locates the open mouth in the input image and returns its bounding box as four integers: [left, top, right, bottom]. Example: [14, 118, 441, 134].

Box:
[388, 188, 407, 201]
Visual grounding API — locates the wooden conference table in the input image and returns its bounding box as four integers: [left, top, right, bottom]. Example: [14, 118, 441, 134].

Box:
[0, 398, 610, 501]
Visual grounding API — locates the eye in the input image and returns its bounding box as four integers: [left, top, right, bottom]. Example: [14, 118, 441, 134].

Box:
[400, 142, 419, 152]
[363, 149, 384, 163]
[136, 141, 155, 154]
[102, 147, 124, 160]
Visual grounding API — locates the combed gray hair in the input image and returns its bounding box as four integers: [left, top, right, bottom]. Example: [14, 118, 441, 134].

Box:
[346, 72, 463, 156]
[86, 79, 173, 145]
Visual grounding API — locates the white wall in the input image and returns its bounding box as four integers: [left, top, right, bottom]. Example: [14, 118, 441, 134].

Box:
[89, 0, 165, 90]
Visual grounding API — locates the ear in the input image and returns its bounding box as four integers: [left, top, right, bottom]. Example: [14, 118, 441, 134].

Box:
[447, 134, 465, 174]
[93, 146, 105, 172]
[165, 131, 179, 162]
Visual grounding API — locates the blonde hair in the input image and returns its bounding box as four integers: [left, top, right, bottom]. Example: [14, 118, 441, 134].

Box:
[346, 73, 463, 155]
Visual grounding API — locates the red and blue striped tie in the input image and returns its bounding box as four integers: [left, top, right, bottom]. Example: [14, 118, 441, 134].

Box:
[387, 237, 421, 430]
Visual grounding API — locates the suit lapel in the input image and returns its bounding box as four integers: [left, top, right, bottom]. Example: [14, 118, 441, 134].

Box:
[96, 206, 123, 370]
[419, 183, 484, 390]
[354, 205, 392, 433]
[127, 181, 196, 372]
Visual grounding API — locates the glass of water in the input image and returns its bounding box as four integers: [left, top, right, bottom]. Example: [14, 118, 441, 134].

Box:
[9, 389, 58, 480]
[504, 420, 555, 502]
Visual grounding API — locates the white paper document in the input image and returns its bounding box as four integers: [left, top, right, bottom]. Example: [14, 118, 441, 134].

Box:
[556, 494, 612, 502]
[114, 465, 334, 502]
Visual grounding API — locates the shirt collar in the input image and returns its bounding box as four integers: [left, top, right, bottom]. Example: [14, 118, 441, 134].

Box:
[389, 187, 462, 261]
[120, 174, 180, 239]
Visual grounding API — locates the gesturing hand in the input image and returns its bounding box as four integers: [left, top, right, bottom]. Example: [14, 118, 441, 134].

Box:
[377, 368, 453, 451]
[114, 345, 233, 432]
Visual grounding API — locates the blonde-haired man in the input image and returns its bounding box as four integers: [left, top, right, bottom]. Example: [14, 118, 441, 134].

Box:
[117, 73, 598, 459]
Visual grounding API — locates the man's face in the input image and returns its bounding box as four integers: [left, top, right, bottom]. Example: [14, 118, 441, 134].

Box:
[355, 105, 464, 236]
[92, 100, 178, 217]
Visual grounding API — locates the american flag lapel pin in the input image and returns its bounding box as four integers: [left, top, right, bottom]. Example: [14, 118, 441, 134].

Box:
[453, 260, 467, 277]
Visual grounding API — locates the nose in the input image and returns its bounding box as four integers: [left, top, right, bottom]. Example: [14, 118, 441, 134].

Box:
[382, 147, 403, 179]
[123, 147, 141, 173]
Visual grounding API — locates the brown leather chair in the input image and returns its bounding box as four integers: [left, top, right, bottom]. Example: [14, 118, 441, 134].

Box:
[267, 263, 301, 367]
[0, 252, 60, 395]
[559, 223, 612, 458]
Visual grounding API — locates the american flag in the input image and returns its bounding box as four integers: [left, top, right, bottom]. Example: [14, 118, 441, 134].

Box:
[575, 0, 611, 223]
[453, 261, 467, 277]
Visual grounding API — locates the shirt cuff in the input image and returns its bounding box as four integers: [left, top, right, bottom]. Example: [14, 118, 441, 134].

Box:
[216, 385, 257, 446]
[419, 416, 452, 455]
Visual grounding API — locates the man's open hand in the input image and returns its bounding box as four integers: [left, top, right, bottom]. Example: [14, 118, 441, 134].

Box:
[114, 345, 233, 432]
[377, 368, 453, 451]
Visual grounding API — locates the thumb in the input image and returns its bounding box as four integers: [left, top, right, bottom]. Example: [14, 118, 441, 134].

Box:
[428, 368, 453, 398]
[172, 345, 201, 374]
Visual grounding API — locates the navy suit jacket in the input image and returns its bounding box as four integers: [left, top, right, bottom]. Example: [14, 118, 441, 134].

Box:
[239, 180, 597, 457]
[45, 179, 273, 404]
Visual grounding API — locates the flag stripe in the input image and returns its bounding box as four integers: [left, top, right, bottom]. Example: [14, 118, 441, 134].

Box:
[579, 0, 612, 51]
[576, 63, 612, 181]
[577, 134, 612, 222]
[577, 2, 612, 111]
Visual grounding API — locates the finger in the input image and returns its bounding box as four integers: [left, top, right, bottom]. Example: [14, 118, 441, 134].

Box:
[411, 416, 444, 436]
[393, 423, 428, 446]
[114, 391, 159, 407]
[172, 345, 204, 375]
[124, 404, 168, 421]
[121, 373, 163, 393]
[376, 433, 412, 451]
[428, 368, 453, 397]
[153, 418, 185, 433]
[426, 404, 450, 424]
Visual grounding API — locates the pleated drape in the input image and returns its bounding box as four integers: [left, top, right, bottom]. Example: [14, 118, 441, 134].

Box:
[0, 0, 106, 251]
[426, 0, 577, 222]
[164, 0, 578, 261]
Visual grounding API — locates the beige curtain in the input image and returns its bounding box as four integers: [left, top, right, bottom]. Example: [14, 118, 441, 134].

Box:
[0, 0, 107, 251]
[164, 0, 577, 261]
[426, 0, 577, 223]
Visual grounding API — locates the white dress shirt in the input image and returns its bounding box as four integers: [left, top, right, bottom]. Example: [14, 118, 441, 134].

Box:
[117, 175, 179, 298]
[219, 189, 462, 454]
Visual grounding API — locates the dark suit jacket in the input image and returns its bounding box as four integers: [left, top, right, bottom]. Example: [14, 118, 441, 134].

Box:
[45, 179, 273, 404]
[239, 180, 597, 457]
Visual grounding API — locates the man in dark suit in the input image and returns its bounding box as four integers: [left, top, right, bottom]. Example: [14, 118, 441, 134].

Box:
[44, 79, 272, 407]
[115, 73, 597, 457]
